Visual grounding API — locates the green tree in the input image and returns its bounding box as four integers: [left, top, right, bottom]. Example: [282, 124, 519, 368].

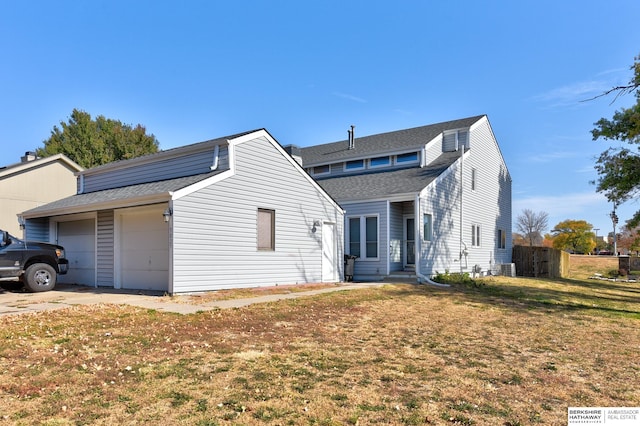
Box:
[37, 109, 159, 169]
[551, 219, 596, 254]
[592, 54, 640, 226]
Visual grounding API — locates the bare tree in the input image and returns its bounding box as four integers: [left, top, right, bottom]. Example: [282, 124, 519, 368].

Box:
[516, 209, 549, 246]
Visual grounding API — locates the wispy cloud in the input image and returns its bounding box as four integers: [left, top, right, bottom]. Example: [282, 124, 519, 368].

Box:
[528, 150, 578, 163]
[531, 80, 609, 107]
[332, 91, 366, 103]
[513, 191, 608, 225]
[531, 67, 631, 109]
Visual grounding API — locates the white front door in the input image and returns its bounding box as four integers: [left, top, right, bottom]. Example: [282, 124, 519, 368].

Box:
[322, 222, 337, 282]
[404, 216, 415, 268]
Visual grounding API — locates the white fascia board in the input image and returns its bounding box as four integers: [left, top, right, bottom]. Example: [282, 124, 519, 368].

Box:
[170, 169, 234, 200]
[21, 193, 171, 219]
[469, 115, 511, 181]
[468, 114, 488, 132]
[0, 154, 83, 179]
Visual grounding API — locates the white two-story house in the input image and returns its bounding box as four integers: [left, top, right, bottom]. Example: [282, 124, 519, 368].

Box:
[296, 115, 512, 282]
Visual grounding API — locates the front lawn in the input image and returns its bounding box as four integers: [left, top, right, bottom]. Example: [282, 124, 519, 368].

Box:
[1, 274, 638, 425]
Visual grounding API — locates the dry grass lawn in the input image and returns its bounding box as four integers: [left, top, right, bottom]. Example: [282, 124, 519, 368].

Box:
[0, 257, 638, 425]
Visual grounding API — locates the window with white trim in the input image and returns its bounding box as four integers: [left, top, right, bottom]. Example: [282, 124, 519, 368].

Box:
[423, 213, 433, 241]
[312, 165, 330, 175]
[471, 168, 477, 191]
[497, 229, 506, 249]
[370, 156, 390, 168]
[471, 224, 481, 247]
[347, 215, 379, 259]
[345, 159, 364, 171]
[257, 208, 275, 251]
[396, 152, 419, 164]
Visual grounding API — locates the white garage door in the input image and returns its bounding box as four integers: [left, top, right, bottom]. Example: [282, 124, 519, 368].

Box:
[119, 207, 169, 291]
[57, 219, 96, 286]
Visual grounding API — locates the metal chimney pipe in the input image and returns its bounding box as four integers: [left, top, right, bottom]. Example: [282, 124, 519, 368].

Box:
[350, 125, 355, 149]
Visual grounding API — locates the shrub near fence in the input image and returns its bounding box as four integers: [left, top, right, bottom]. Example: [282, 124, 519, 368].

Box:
[512, 246, 570, 278]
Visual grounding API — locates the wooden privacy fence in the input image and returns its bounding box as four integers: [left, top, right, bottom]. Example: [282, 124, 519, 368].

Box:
[512, 246, 570, 278]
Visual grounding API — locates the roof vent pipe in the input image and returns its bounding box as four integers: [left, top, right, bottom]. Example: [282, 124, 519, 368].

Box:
[348, 125, 355, 149]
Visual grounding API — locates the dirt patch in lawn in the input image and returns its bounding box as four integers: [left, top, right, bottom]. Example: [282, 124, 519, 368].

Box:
[0, 279, 638, 425]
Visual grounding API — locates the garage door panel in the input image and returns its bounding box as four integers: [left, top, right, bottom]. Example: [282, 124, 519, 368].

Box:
[120, 207, 168, 292]
[121, 249, 169, 270]
[57, 218, 96, 286]
[123, 231, 168, 250]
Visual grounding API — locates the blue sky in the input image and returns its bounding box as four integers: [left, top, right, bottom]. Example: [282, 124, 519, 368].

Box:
[1, 1, 639, 237]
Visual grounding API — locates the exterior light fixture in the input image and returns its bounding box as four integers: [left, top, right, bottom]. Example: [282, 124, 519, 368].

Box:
[163, 208, 172, 223]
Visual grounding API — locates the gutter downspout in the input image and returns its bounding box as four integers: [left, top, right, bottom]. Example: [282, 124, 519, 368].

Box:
[210, 145, 220, 170]
[414, 195, 449, 288]
[458, 134, 467, 273]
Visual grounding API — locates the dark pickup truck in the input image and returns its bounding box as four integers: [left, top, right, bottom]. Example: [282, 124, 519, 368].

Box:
[0, 229, 69, 292]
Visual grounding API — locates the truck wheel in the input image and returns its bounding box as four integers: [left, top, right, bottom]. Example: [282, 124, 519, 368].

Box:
[24, 263, 57, 292]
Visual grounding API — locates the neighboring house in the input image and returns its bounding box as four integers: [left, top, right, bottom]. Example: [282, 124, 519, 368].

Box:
[296, 115, 512, 281]
[20, 130, 344, 293]
[0, 153, 83, 236]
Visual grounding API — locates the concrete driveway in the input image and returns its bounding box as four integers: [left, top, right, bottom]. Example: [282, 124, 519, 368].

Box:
[0, 282, 382, 316]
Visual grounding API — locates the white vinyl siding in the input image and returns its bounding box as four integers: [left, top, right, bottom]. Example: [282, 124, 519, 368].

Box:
[418, 116, 511, 276]
[172, 136, 344, 292]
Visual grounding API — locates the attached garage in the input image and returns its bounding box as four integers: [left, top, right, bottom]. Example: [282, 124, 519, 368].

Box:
[116, 205, 169, 292]
[56, 217, 96, 286]
[19, 129, 345, 294]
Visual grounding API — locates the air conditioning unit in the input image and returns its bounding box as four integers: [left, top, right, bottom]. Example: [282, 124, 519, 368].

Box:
[498, 263, 516, 277]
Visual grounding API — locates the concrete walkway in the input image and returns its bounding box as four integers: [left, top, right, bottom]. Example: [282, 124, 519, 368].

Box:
[0, 282, 384, 316]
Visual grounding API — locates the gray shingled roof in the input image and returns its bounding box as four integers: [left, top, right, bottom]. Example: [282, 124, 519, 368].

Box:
[314, 150, 462, 202]
[22, 170, 225, 217]
[300, 115, 484, 166]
